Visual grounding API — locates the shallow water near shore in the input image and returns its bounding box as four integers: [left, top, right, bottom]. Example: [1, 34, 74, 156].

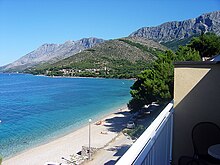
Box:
[0, 73, 133, 158]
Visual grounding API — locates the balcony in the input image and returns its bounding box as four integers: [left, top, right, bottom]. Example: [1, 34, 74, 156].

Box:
[116, 60, 220, 165]
[116, 102, 174, 165]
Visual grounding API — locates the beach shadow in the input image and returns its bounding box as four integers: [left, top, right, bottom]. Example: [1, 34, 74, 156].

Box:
[104, 160, 117, 165]
[104, 104, 166, 134]
[113, 144, 131, 156]
[135, 104, 165, 128]
[104, 144, 131, 165]
[113, 111, 130, 115]
[104, 111, 132, 132]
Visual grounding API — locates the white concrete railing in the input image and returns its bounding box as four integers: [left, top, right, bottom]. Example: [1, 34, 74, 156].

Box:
[116, 102, 174, 165]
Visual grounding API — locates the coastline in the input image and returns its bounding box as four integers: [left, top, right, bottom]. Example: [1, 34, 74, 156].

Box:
[36, 74, 136, 81]
[3, 106, 132, 165]
[0, 72, 136, 81]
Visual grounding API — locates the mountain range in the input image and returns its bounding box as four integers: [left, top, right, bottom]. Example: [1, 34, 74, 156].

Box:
[27, 37, 166, 78]
[130, 11, 220, 42]
[1, 10, 220, 73]
[0, 38, 104, 72]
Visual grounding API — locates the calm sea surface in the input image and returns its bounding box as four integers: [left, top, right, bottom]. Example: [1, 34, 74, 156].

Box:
[0, 74, 133, 158]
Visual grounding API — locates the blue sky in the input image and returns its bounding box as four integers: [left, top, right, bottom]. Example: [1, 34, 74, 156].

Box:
[0, 0, 219, 66]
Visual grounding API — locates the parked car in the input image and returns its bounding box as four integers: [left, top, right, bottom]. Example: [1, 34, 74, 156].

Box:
[127, 121, 135, 129]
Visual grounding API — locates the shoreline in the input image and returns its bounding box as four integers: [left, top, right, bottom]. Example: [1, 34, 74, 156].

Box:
[1, 73, 136, 81]
[37, 74, 136, 81]
[3, 106, 132, 165]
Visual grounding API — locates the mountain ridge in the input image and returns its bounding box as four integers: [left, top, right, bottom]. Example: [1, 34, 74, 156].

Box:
[1, 37, 104, 72]
[130, 11, 220, 42]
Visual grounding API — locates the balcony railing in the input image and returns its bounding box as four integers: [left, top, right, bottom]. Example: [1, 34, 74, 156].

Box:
[116, 102, 174, 165]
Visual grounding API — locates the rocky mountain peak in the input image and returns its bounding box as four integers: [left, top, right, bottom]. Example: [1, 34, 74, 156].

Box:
[35, 43, 59, 53]
[130, 11, 220, 42]
[79, 37, 105, 48]
[63, 40, 75, 46]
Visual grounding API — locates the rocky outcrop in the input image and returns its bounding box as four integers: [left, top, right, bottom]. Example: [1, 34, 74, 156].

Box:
[2, 37, 104, 71]
[130, 11, 220, 42]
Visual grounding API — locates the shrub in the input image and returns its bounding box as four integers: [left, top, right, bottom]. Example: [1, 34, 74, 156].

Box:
[124, 125, 145, 139]
[0, 155, 2, 165]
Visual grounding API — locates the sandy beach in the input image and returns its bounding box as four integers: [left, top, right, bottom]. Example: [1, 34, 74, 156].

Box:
[3, 107, 132, 165]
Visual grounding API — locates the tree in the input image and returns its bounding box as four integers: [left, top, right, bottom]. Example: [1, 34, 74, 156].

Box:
[128, 47, 201, 112]
[188, 33, 220, 58]
[175, 46, 201, 62]
[128, 50, 175, 111]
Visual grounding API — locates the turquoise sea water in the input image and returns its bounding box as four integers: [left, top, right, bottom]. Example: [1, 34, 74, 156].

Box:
[0, 74, 133, 158]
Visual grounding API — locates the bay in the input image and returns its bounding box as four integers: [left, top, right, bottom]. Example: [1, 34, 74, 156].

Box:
[0, 74, 133, 158]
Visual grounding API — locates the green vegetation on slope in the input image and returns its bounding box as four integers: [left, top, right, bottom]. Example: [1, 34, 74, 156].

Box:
[161, 35, 198, 51]
[26, 38, 166, 79]
[118, 38, 163, 56]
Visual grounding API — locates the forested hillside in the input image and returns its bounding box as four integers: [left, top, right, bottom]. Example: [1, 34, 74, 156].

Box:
[26, 37, 167, 78]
